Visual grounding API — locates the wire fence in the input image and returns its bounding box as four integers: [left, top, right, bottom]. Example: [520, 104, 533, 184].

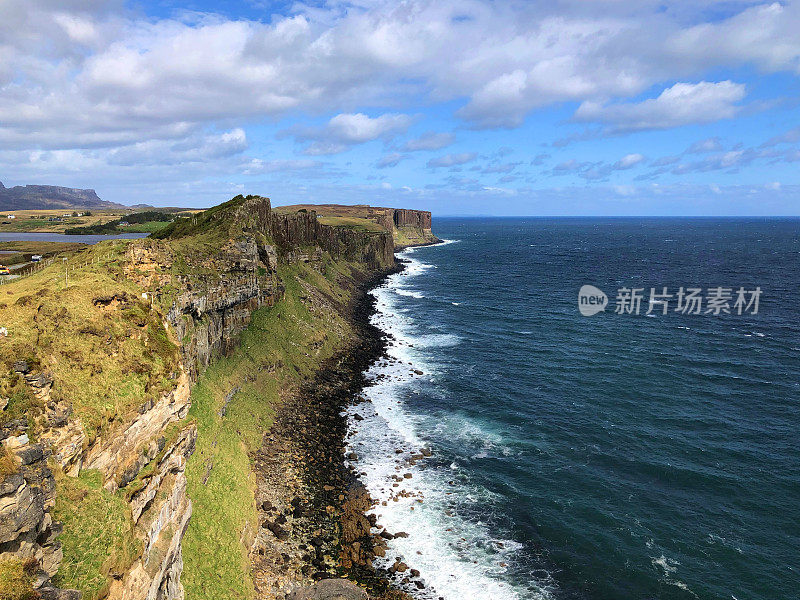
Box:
[0, 252, 119, 285]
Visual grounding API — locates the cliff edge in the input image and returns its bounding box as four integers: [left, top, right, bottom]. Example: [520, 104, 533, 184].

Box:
[0, 195, 437, 600]
[274, 204, 440, 249]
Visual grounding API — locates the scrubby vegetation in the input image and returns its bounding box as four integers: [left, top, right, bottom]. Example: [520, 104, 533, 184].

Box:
[151, 195, 251, 240]
[0, 446, 18, 478]
[0, 240, 180, 441]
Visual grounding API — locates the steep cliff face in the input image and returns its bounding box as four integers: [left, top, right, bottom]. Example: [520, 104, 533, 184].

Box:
[0, 428, 76, 599]
[392, 208, 432, 230]
[275, 204, 439, 250]
[2, 359, 194, 600]
[269, 207, 394, 267]
[106, 424, 196, 600]
[148, 195, 394, 380]
[0, 194, 433, 600]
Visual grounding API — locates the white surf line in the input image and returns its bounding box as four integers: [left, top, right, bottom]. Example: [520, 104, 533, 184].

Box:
[346, 240, 548, 600]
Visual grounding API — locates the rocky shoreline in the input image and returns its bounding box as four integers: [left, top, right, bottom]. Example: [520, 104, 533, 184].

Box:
[250, 262, 423, 600]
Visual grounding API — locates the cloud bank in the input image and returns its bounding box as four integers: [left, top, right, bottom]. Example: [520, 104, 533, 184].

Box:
[1, 0, 799, 211]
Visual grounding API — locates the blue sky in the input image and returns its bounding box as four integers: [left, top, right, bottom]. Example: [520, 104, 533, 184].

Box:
[1, 1, 800, 215]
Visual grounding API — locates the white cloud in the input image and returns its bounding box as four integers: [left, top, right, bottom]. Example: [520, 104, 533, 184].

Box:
[106, 128, 248, 166]
[2, 0, 798, 152]
[401, 132, 455, 152]
[614, 153, 645, 169]
[481, 162, 520, 174]
[671, 148, 757, 174]
[667, 2, 800, 74]
[241, 158, 323, 175]
[553, 159, 589, 173]
[551, 153, 643, 180]
[320, 113, 414, 144]
[652, 155, 680, 167]
[574, 81, 746, 133]
[427, 152, 478, 168]
[761, 126, 800, 147]
[282, 112, 414, 155]
[302, 142, 350, 156]
[2, 0, 800, 201]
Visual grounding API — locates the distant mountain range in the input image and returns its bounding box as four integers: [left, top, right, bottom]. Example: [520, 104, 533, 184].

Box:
[0, 181, 125, 210]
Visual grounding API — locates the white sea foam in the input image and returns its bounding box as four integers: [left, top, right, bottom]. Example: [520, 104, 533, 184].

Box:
[396, 289, 425, 298]
[651, 555, 692, 592]
[345, 243, 550, 600]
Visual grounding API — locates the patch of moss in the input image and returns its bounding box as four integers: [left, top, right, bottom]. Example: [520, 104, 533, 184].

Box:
[0, 558, 37, 600]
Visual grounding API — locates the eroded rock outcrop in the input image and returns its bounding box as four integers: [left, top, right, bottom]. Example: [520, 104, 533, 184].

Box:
[286, 579, 368, 600]
[85, 373, 191, 492]
[144, 196, 393, 381]
[392, 208, 431, 230]
[107, 425, 196, 600]
[0, 429, 78, 598]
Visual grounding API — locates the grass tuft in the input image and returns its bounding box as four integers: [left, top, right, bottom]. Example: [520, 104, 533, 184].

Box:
[0, 446, 18, 478]
[52, 470, 141, 600]
[0, 240, 179, 441]
[0, 558, 37, 600]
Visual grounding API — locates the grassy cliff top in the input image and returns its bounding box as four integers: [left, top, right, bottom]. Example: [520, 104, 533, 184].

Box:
[0, 239, 179, 441]
[274, 204, 379, 217]
[150, 195, 252, 240]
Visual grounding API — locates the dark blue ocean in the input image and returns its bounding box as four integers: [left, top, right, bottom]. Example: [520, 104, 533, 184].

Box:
[345, 218, 800, 600]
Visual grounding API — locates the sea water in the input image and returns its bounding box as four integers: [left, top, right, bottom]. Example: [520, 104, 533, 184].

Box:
[345, 217, 799, 600]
